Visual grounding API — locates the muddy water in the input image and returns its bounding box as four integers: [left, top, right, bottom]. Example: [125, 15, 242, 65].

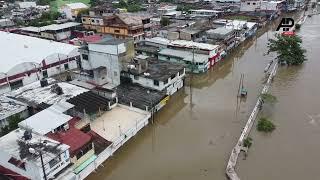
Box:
[238, 14, 320, 180]
[86, 18, 300, 180]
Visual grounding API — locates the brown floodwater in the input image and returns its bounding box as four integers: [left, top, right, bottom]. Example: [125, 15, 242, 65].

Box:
[238, 14, 320, 180]
[86, 14, 312, 180]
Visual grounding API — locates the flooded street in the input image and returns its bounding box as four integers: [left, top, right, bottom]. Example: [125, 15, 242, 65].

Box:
[86, 14, 318, 180]
[238, 14, 320, 180]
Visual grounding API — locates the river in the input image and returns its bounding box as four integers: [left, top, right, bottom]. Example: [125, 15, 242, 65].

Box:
[86, 13, 318, 180]
[238, 13, 320, 180]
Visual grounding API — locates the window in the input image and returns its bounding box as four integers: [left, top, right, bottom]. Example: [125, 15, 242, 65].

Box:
[164, 79, 168, 84]
[114, 71, 118, 77]
[179, 69, 184, 76]
[64, 63, 69, 70]
[247, 2, 250, 5]
[82, 54, 88, 60]
[96, 20, 100, 23]
[134, 75, 139, 80]
[253, 2, 256, 5]
[171, 74, 176, 79]
[49, 156, 61, 168]
[115, 29, 120, 33]
[91, 19, 95, 23]
[82, 18, 86, 22]
[42, 70, 48, 78]
[154, 80, 159, 86]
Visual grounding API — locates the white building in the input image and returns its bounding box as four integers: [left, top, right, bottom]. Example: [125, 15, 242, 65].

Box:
[240, 0, 284, 12]
[189, 9, 221, 18]
[0, 32, 80, 94]
[17, 1, 36, 9]
[124, 55, 185, 95]
[59, 2, 89, 19]
[0, 128, 70, 180]
[78, 39, 134, 87]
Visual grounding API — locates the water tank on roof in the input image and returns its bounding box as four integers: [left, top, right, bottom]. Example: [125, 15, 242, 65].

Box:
[40, 78, 48, 87]
[23, 130, 32, 141]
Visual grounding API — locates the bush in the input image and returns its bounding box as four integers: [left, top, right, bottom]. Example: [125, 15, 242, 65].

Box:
[260, 93, 277, 104]
[257, 117, 276, 132]
[243, 137, 253, 148]
[160, 17, 170, 27]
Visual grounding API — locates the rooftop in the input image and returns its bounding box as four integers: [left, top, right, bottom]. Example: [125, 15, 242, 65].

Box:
[18, 102, 74, 135]
[0, 32, 79, 74]
[0, 96, 28, 120]
[128, 57, 185, 82]
[92, 38, 129, 45]
[158, 48, 209, 63]
[180, 28, 202, 35]
[169, 40, 219, 51]
[206, 27, 234, 35]
[116, 83, 167, 110]
[135, 44, 159, 54]
[144, 37, 171, 46]
[63, 2, 88, 9]
[46, 118, 91, 156]
[0, 128, 69, 166]
[7, 78, 88, 106]
[20, 22, 81, 32]
[76, 105, 150, 142]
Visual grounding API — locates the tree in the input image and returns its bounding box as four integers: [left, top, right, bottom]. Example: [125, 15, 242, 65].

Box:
[243, 137, 253, 148]
[257, 117, 276, 132]
[267, 34, 307, 65]
[160, 17, 170, 27]
[8, 115, 23, 131]
[260, 93, 277, 105]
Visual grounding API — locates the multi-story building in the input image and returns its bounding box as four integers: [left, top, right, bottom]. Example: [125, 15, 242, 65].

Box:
[82, 14, 152, 43]
[59, 2, 89, 19]
[78, 38, 135, 87]
[122, 55, 186, 95]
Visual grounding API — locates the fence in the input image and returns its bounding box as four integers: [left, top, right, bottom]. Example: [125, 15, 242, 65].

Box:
[226, 62, 278, 180]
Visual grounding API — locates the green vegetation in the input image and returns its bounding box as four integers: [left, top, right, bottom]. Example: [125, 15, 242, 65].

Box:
[257, 117, 276, 132]
[176, 5, 193, 12]
[260, 93, 277, 105]
[0, 115, 23, 137]
[243, 137, 253, 148]
[113, 0, 142, 12]
[160, 17, 170, 27]
[267, 34, 307, 65]
[28, 11, 61, 27]
[295, 24, 301, 30]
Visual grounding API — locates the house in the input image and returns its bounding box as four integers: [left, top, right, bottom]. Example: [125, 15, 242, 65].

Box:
[206, 27, 236, 51]
[122, 55, 185, 95]
[78, 38, 134, 87]
[0, 19, 14, 28]
[157, 5, 178, 16]
[179, 27, 205, 41]
[60, 2, 89, 19]
[0, 128, 70, 180]
[17, 1, 36, 9]
[18, 103, 96, 174]
[0, 32, 80, 94]
[0, 96, 29, 128]
[158, 48, 210, 73]
[168, 40, 220, 67]
[240, 0, 285, 12]
[19, 22, 81, 41]
[82, 13, 152, 43]
[189, 9, 220, 18]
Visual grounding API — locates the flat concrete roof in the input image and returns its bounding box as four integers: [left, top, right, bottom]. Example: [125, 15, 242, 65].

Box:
[82, 105, 150, 142]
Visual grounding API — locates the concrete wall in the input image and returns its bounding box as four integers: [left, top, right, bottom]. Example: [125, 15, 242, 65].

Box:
[240, 1, 261, 12]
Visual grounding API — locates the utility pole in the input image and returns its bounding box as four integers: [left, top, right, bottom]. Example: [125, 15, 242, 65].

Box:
[39, 150, 47, 180]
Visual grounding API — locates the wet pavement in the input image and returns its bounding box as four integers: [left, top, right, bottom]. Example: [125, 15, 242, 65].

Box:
[86, 13, 318, 180]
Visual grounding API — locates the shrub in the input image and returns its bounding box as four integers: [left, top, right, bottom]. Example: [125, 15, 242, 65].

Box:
[257, 117, 276, 132]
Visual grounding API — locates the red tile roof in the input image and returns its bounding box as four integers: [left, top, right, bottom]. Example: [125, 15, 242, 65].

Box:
[46, 118, 91, 157]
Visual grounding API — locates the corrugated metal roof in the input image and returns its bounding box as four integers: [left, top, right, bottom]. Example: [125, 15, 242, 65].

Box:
[158, 48, 209, 63]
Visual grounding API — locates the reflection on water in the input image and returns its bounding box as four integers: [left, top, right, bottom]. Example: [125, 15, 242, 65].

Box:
[86, 15, 306, 180]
